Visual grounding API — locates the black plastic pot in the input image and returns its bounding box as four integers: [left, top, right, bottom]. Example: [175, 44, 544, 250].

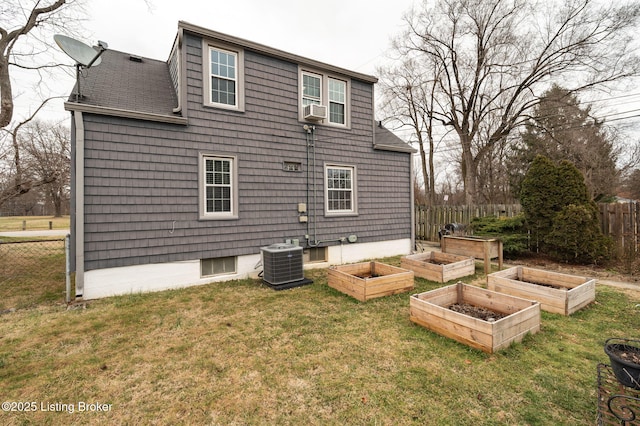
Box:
[604, 338, 640, 390]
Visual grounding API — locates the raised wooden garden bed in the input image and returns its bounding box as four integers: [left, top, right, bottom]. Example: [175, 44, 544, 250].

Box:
[410, 282, 540, 353]
[328, 261, 414, 302]
[401, 252, 475, 283]
[441, 235, 503, 274]
[487, 266, 596, 315]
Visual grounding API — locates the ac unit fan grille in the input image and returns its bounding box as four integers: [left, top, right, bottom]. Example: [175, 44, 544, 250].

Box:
[261, 244, 304, 285]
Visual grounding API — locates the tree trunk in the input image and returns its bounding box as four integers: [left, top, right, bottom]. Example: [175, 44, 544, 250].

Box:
[460, 134, 476, 205]
[0, 55, 13, 129]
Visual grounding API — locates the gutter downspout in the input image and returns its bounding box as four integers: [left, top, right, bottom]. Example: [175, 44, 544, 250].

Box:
[410, 155, 416, 252]
[73, 110, 85, 297]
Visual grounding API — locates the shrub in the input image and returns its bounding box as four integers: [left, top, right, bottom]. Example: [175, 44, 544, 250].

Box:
[519, 155, 561, 250]
[470, 214, 529, 257]
[544, 203, 613, 264]
[520, 155, 611, 264]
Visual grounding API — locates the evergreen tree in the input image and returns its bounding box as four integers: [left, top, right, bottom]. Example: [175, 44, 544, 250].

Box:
[520, 155, 612, 263]
[545, 204, 612, 264]
[509, 85, 619, 201]
[519, 155, 560, 251]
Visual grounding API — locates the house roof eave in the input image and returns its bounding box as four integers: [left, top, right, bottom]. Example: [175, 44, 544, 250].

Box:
[178, 21, 378, 84]
[64, 102, 189, 126]
[373, 143, 417, 154]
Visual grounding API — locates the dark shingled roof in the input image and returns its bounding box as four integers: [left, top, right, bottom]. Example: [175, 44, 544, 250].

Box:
[68, 49, 178, 116]
[66, 46, 413, 154]
[374, 122, 415, 153]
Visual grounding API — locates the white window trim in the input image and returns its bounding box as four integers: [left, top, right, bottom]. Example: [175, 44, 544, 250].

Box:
[328, 77, 347, 125]
[324, 163, 358, 216]
[199, 153, 239, 220]
[202, 40, 245, 112]
[302, 71, 322, 106]
[299, 67, 351, 128]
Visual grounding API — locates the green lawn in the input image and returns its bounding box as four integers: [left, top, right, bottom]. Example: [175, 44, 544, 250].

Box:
[1, 259, 638, 425]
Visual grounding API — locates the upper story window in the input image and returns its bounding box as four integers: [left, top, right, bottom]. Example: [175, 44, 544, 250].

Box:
[210, 48, 237, 106]
[302, 72, 322, 106]
[203, 41, 245, 111]
[328, 78, 346, 125]
[299, 68, 350, 128]
[199, 153, 239, 220]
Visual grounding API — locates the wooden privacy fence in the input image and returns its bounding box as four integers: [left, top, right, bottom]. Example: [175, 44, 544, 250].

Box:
[415, 202, 639, 260]
[415, 204, 522, 241]
[598, 202, 640, 259]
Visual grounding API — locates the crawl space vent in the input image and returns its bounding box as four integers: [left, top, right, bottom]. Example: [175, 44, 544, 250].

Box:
[261, 243, 307, 289]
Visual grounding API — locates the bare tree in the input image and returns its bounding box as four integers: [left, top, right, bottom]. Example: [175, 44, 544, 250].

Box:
[0, 103, 63, 207]
[19, 120, 70, 216]
[388, 0, 640, 204]
[0, 0, 80, 129]
[0, 1, 84, 209]
[623, 168, 640, 200]
[378, 58, 440, 205]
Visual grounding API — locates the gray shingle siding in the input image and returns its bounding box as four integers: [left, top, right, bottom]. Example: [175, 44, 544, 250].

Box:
[79, 31, 411, 272]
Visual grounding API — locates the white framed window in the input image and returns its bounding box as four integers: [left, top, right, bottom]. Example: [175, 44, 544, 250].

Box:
[302, 72, 322, 106]
[210, 48, 237, 106]
[328, 78, 346, 125]
[201, 256, 237, 277]
[199, 154, 238, 220]
[203, 41, 245, 111]
[325, 164, 357, 216]
[299, 68, 350, 127]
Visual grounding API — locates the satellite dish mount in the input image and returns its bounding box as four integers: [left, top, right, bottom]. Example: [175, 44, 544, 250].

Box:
[54, 35, 108, 101]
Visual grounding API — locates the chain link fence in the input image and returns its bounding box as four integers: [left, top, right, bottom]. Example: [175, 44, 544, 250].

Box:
[0, 238, 68, 311]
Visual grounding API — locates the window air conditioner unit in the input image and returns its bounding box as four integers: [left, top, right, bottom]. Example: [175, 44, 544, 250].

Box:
[261, 243, 304, 287]
[303, 104, 327, 121]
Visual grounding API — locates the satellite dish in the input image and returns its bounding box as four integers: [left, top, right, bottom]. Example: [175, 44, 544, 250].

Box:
[54, 35, 107, 67]
[54, 34, 108, 101]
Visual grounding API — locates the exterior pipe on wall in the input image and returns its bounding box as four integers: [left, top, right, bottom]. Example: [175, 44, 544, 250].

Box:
[303, 124, 358, 250]
[304, 124, 320, 246]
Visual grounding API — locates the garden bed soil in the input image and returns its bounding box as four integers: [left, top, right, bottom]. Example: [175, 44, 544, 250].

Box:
[401, 252, 475, 283]
[449, 303, 507, 321]
[410, 282, 540, 353]
[487, 266, 595, 315]
[328, 261, 414, 302]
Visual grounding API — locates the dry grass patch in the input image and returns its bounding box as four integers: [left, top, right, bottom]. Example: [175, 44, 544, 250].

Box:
[0, 216, 69, 232]
[0, 259, 639, 424]
[0, 239, 66, 310]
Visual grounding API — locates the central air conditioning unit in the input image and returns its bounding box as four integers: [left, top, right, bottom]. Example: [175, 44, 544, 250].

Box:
[303, 104, 327, 121]
[261, 243, 304, 287]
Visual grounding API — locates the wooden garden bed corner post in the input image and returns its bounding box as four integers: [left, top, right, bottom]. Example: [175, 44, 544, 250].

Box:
[482, 239, 503, 274]
[483, 240, 491, 275]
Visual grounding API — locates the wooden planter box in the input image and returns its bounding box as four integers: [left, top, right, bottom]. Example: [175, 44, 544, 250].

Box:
[401, 252, 475, 283]
[441, 235, 503, 274]
[327, 261, 414, 302]
[410, 282, 540, 353]
[487, 266, 596, 315]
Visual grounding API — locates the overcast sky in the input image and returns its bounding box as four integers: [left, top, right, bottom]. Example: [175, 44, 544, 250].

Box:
[85, 0, 416, 75]
[16, 0, 416, 126]
[10, 0, 640, 175]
